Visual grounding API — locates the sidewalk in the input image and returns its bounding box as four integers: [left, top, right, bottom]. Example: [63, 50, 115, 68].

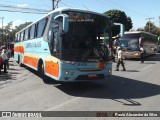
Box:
[0, 57, 26, 87]
[0, 58, 37, 88]
[0, 58, 17, 81]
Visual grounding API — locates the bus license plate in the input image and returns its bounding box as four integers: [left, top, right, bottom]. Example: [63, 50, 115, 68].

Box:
[88, 74, 97, 78]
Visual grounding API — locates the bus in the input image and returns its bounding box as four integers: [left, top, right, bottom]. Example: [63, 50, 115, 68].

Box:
[119, 31, 158, 59]
[14, 8, 124, 82]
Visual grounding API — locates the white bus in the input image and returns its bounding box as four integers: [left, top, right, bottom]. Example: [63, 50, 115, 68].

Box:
[119, 31, 158, 59]
[14, 8, 124, 82]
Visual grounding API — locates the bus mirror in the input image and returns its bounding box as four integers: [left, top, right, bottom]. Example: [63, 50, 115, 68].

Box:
[54, 14, 69, 33]
[63, 14, 69, 33]
[113, 23, 125, 37]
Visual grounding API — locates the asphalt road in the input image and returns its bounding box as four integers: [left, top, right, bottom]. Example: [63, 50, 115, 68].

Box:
[0, 53, 160, 120]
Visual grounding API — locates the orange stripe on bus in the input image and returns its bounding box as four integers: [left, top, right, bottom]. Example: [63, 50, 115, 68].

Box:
[23, 56, 59, 77]
[23, 56, 38, 68]
[14, 46, 24, 54]
[45, 61, 59, 77]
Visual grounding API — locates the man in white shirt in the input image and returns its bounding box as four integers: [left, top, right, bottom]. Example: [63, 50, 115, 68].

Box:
[115, 47, 126, 71]
[1, 49, 8, 73]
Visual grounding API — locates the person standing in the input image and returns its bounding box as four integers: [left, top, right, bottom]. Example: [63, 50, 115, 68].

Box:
[140, 46, 144, 63]
[8, 48, 12, 58]
[0, 53, 2, 74]
[1, 49, 8, 73]
[115, 47, 126, 71]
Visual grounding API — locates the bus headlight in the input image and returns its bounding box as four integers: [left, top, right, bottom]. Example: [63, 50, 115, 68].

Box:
[65, 71, 75, 75]
[65, 71, 69, 75]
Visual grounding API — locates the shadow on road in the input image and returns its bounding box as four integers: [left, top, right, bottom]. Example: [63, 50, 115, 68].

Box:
[23, 62, 160, 103]
[125, 70, 140, 72]
[144, 53, 160, 62]
[54, 75, 160, 102]
[125, 53, 160, 62]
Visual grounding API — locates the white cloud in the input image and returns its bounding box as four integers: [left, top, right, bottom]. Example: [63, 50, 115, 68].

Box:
[16, 4, 28, 8]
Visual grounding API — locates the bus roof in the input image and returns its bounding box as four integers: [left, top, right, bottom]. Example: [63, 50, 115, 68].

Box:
[124, 31, 157, 36]
[52, 7, 108, 17]
[16, 7, 108, 35]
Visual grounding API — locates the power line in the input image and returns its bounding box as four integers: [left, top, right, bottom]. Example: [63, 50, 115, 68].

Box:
[0, 3, 51, 14]
[0, 4, 50, 12]
[0, 9, 48, 14]
[60, 2, 73, 8]
[97, 0, 148, 19]
[108, 0, 148, 18]
[0, 0, 51, 9]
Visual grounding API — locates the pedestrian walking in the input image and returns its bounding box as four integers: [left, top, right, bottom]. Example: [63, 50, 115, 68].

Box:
[8, 48, 12, 58]
[0, 53, 2, 74]
[115, 47, 126, 71]
[140, 46, 144, 63]
[1, 49, 8, 73]
[111, 47, 116, 62]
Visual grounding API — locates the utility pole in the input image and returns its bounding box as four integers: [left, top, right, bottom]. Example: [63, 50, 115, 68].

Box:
[52, 0, 61, 10]
[146, 17, 154, 33]
[52, 0, 55, 10]
[0, 17, 4, 42]
[159, 16, 160, 28]
[56, 0, 61, 9]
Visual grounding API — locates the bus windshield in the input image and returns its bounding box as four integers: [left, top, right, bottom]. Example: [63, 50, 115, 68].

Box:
[62, 11, 110, 62]
[120, 39, 139, 51]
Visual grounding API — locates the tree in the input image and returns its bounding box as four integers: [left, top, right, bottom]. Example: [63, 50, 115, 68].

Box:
[14, 22, 32, 33]
[0, 21, 32, 46]
[104, 9, 133, 31]
[144, 22, 160, 36]
[126, 17, 133, 31]
[137, 28, 144, 31]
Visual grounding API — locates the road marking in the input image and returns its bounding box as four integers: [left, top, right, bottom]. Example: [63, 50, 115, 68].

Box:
[140, 64, 153, 71]
[45, 87, 99, 111]
[45, 97, 81, 111]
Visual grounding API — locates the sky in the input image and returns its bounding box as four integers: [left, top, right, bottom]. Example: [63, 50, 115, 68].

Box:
[0, 0, 160, 30]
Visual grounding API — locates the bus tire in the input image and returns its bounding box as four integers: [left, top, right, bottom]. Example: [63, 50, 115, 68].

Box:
[38, 61, 49, 83]
[18, 55, 23, 67]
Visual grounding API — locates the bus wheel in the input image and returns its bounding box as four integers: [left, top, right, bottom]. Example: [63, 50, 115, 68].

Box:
[18, 55, 23, 67]
[39, 62, 49, 83]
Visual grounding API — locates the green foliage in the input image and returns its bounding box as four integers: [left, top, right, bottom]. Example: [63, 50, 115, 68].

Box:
[0, 22, 32, 43]
[137, 28, 144, 31]
[144, 22, 160, 36]
[14, 22, 32, 33]
[104, 9, 133, 31]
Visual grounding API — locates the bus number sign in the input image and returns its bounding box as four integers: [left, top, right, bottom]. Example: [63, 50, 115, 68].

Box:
[76, 62, 87, 67]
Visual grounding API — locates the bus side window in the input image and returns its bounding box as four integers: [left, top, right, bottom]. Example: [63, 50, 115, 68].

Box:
[24, 28, 29, 40]
[19, 33, 21, 42]
[17, 34, 19, 42]
[21, 32, 24, 41]
[37, 18, 48, 38]
[30, 25, 35, 39]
